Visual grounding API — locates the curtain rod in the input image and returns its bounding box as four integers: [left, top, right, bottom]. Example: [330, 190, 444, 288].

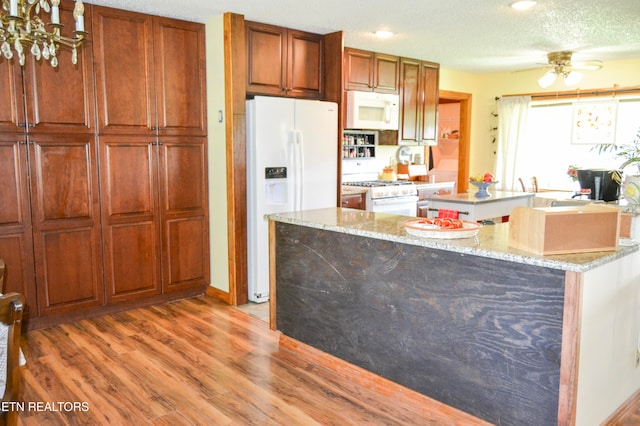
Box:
[500, 85, 640, 100]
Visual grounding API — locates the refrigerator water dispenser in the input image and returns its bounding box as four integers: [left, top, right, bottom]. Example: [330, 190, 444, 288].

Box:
[265, 167, 288, 205]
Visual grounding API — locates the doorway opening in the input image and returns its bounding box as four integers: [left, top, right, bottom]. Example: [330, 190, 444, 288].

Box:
[436, 90, 472, 192]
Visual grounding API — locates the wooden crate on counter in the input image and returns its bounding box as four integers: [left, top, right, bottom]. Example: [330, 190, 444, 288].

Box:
[509, 205, 621, 255]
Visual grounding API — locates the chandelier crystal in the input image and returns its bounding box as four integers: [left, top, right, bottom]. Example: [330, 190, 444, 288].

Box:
[0, 0, 86, 67]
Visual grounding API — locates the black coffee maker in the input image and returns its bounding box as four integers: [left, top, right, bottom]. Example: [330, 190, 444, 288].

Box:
[576, 169, 620, 201]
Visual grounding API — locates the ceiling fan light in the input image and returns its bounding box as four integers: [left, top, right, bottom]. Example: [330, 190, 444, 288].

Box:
[510, 1, 537, 10]
[538, 71, 556, 88]
[564, 71, 583, 86]
[374, 30, 393, 39]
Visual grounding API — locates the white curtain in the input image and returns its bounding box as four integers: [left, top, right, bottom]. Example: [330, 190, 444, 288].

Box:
[496, 96, 531, 191]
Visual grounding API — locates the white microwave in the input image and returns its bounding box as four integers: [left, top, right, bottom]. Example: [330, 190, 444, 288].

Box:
[346, 91, 399, 130]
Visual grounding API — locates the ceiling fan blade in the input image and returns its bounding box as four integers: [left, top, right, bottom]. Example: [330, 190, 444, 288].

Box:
[570, 60, 603, 71]
[514, 64, 553, 73]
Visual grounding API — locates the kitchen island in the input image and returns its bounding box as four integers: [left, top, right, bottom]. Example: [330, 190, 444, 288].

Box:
[267, 208, 640, 426]
[424, 190, 534, 222]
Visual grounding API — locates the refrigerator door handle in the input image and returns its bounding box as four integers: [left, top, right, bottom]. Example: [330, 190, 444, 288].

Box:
[288, 129, 302, 211]
[293, 130, 304, 211]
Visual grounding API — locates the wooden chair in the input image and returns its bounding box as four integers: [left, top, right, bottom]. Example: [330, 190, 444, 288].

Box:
[0, 258, 25, 426]
[518, 176, 538, 192]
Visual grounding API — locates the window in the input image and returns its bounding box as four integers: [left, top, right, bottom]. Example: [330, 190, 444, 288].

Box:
[521, 97, 640, 191]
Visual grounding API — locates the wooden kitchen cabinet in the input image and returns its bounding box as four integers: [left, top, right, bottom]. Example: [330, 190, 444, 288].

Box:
[99, 136, 162, 304]
[341, 193, 366, 210]
[99, 135, 209, 302]
[28, 134, 104, 317]
[158, 136, 210, 292]
[0, 3, 208, 328]
[0, 135, 37, 321]
[399, 57, 439, 144]
[92, 7, 207, 136]
[93, 6, 209, 303]
[0, 61, 25, 133]
[0, 2, 98, 323]
[246, 21, 324, 99]
[0, 1, 95, 135]
[344, 48, 399, 94]
[0, 132, 104, 321]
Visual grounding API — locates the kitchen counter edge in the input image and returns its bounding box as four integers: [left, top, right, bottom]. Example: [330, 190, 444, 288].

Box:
[266, 207, 638, 273]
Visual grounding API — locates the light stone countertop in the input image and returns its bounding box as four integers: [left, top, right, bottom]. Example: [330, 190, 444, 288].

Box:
[267, 207, 639, 273]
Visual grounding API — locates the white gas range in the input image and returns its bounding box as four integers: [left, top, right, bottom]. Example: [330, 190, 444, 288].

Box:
[342, 180, 418, 216]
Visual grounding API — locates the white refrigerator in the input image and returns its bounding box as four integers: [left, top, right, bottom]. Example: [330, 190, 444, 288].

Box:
[246, 96, 338, 303]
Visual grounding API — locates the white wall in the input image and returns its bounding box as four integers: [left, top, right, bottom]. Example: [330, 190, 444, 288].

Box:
[205, 15, 230, 293]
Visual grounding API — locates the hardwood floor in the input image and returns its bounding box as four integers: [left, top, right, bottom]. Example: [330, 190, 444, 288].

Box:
[15, 296, 490, 425]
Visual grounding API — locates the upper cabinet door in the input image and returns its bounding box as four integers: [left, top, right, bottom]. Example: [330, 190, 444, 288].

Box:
[399, 57, 440, 144]
[399, 57, 421, 143]
[287, 29, 323, 99]
[344, 48, 399, 94]
[419, 61, 439, 143]
[153, 17, 207, 136]
[23, 1, 95, 135]
[246, 21, 323, 99]
[344, 48, 374, 91]
[373, 53, 400, 94]
[246, 22, 287, 96]
[0, 61, 25, 133]
[92, 6, 156, 135]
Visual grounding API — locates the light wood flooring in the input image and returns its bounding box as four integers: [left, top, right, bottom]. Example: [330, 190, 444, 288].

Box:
[14, 296, 640, 425]
[16, 296, 489, 425]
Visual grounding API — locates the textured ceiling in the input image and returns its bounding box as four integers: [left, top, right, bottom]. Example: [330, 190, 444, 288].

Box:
[87, 0, 640, 73]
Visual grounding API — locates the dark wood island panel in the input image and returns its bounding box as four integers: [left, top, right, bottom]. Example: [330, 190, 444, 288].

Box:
[274, 221, 567, 426]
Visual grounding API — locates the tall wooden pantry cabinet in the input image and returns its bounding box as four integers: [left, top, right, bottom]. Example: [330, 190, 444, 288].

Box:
[0, 1, 102, 322]
[0, 1, 209, 328]
[92, 6, 209, 305]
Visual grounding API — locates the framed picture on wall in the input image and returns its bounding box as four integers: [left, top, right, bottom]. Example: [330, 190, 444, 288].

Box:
[572, 100, 618, 144]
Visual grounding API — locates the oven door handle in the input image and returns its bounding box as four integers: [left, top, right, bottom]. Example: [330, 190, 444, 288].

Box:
[372, 195, 418, 205]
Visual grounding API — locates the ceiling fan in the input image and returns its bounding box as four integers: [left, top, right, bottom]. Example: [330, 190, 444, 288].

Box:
[534, 51, 603, 88]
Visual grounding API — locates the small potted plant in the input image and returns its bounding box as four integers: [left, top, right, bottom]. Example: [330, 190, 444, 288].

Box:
[596, 126, 640, 205]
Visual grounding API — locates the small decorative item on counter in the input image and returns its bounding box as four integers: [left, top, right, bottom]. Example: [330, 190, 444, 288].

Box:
[567, 165, 579, 181]
[380, 166, 397, 181]
[470, 172, 496, 183]
[403, 218, 481, 239]
[469, 173, 498, 198]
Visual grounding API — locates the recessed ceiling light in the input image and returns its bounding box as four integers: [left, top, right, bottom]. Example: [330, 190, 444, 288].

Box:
[375, 30, 393, 39]
[510, 1, 537, 10]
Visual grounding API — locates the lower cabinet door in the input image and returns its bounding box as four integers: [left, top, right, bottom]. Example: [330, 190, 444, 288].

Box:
[99, 136, 163, 304]
[29, 134, 105, 316]
[158, 137, 210, 292]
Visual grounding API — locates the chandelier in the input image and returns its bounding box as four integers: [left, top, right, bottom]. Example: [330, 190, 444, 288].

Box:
[0, 0, 86, 67]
